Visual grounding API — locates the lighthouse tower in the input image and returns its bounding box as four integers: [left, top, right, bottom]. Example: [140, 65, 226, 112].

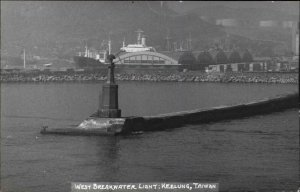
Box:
[97, 54, 121, 118]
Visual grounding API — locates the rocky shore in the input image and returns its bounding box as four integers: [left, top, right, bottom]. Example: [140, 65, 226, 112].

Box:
[0, 71, 298, 84]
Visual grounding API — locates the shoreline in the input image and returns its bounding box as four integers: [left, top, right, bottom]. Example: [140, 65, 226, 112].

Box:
[0, 71, 298, 84]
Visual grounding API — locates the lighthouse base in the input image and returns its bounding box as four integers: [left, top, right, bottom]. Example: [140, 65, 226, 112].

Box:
[40, 117, 125, 136]
[98, 84, 121, 118]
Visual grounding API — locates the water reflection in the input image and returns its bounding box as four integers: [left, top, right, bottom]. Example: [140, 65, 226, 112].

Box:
[96, 137, 121, 181]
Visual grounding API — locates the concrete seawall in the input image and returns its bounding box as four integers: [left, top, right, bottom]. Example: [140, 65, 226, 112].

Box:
[41, 92, 298, 136]
[121, 92, 299, 134]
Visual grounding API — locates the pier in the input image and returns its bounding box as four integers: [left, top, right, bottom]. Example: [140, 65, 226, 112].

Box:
[121, 92, 298, 134]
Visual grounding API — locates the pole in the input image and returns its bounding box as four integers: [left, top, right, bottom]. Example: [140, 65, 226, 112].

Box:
[107, 55, 115, 84]
[85, 45, 88, 57]
[108, 32, 112, 55]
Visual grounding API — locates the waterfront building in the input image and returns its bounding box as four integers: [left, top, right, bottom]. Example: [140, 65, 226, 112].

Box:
[114, 51, 179, 68]
[113, 30, 180, 70]
[259, 20, 279, 28]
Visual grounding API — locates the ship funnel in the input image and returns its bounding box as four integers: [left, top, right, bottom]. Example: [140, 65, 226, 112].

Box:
[122, 37, 126, 48]
[141, 36, 146, 46]
[136, 29, 144, 45]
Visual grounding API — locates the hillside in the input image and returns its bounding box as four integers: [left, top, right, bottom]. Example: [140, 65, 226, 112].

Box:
[1, 1, 225, 57]
[2, 1, 296, 59]
[189, 5, 298, 21]
[169, 1, 299, 17]
[189, 5, 298, 41]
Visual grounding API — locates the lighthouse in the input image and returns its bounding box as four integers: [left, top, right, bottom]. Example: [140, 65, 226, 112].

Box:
[97, 54, 121, 118]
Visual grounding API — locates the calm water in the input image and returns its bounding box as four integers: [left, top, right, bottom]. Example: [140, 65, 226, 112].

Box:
[1, 82, 298, 192]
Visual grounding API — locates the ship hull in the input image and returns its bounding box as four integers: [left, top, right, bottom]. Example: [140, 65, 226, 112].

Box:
[73, 56, 106, 68]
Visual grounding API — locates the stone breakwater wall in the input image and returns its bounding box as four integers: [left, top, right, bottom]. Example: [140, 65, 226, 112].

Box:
[40, 92, 298, 136]
[121, 92, 298, 134]
[1, 71, 298, 84]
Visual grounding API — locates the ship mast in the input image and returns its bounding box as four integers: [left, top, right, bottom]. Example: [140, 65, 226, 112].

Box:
[173, 42, 177, 51]
[108, 33, 112, 55]
[85, 43, 88, 57]
[180, 41, 183, 51]
[23, 48, 26, 69]
[187, 32, 192, 51]
[165, 29, 171, 51]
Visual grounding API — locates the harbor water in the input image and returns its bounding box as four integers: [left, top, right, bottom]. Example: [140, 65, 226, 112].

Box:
[1, 82, 298, 192]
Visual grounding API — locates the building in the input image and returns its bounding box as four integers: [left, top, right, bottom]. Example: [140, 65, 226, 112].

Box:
[259, 20, 279, 28]
[292, 22, 299, 56]
[114, 51, 179, 70]
[113, 30, 180, 70]
[282, 21, 294, 29]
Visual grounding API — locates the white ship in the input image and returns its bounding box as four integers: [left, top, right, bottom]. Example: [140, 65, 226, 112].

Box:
[120, 29, 156, 53]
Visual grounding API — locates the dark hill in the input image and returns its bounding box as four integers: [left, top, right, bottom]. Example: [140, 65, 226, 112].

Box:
[190, 5, 298, 21]
[187, 4, 299, 55]
[1, 1, 225, 57]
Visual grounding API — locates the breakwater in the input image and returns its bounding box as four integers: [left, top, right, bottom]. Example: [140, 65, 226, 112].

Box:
[41, 92, 298, 136]
[1, 70, 298, 84]
[121, 92, 298, 134]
